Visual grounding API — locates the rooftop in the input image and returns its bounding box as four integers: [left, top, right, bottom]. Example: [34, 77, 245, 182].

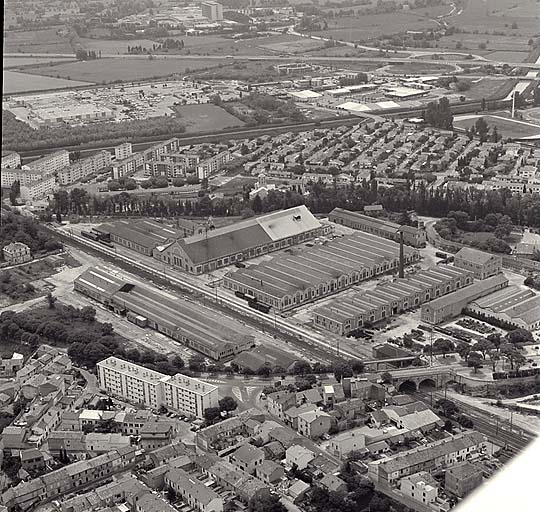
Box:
[456, 247, 499, 265]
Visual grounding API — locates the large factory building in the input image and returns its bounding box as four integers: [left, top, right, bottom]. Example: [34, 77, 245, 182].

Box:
[313, 265, 473, 335]
[154, 205, 329, 274]
[223, 231, 420, 312]
[74, 267, 254, 360]
[328, 208, 427, 248]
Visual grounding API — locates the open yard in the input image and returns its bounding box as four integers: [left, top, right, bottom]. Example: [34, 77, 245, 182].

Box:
[4, 27, 74, 54]
[454, 114, 540, 139]
[460, 77, 517, 101]
[3, 70, 92, 94]
[20, 57, 219, 84]
[171, 104, 244, 132]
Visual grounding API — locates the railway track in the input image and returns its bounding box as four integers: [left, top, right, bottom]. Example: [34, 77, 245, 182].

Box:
[46, 225, 352, 365]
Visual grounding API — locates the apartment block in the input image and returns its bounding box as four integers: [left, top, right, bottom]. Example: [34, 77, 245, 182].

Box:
[23, 150, 70, 176]
[58, 150, 112, 185]
[196, 151, 232, 180]
[161, 373, 219, 420]
[1, 168, 45, 188]
[97, 357, 165, 410]
[20, 175, 57, 201]
[114, 142, 133, 161]
[1, 151, 21, 169]
[97, 357, 218, 419]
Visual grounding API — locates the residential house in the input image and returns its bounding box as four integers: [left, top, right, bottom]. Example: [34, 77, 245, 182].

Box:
[165, 468, 223, 512]
[266, 391, 296, 421]
[19, 449, 45, 473]
[285, 445, 315, 470]
[444, 461, 483, 498]
[318, 474, 347, 494]
[256, 460, 284, 485]
[297, 410, 332, 439]
[139, 421, 174, 450]
[229, 444, 265, 475]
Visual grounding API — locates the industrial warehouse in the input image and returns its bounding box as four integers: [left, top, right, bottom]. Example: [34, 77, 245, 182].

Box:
[222, 231, 420, 311]
[153, 205, 330, 274]
[420, 273, 509, 325]
[74, 266, 254, 360]
[466, 286, 540, 331]
[94, 219, 199, 255]
[313, 265, 474, 335]
[328, 208, 427, 248]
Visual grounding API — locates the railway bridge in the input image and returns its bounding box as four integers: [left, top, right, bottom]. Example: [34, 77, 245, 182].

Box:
[385, 366, 460, 392]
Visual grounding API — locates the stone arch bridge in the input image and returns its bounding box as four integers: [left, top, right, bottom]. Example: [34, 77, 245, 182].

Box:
[388, 367, 460, 392]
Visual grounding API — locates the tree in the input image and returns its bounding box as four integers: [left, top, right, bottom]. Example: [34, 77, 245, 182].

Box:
[292, 360, 312, 375]
[218, 396, 238, 415]
[189, 354, 206, 372]
[380, 372, 393, 384]
[333, 361, 353, 381]
[204, 407, 221, 424]
[171, 355, 185, 369]
[80, 306, 96, 322]
[9, 180, 20, 205]
[467, 352, 483, 373]
[248, 493, 286, 512]
[46, 292, 57, 309]
[433, 338, 454, 357]
[506, 328, 533, 346]
[473, 338, 494, 359]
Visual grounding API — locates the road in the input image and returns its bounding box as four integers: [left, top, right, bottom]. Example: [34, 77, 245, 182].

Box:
[5, 51, 540, 70]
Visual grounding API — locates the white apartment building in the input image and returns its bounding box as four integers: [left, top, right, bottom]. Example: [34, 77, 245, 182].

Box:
[97, 357, 218, 418]
[23, 150, 70, 176]
[115, 142, 133, 161]
[161, 373, 218, 419]
[1, 151, 21, 169]
[1, 169, 44, 188]
[196, 151, 232, 180]
[201, 1, 223, 21]
[20, 175, 57, 201]
[58, 150, 112, 185]
[112, 153, 145, 180]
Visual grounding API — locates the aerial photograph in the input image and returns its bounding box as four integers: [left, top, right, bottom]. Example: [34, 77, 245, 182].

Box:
[1, 0, 539, 510]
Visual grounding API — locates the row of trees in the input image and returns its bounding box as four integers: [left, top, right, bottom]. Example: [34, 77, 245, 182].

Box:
[2, 111, 187, 152]
[48, 177, 540, 232]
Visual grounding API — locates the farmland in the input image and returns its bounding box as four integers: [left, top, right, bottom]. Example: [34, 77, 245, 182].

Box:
[3, 70, 92, 94]
[19, 57, 221, 84]
[453, 114, 540, 139]
[383, 61, 455, 75]
[3, 56, 75, 68]
[172, 104, 244, 133]
[3, 27, 74, 54]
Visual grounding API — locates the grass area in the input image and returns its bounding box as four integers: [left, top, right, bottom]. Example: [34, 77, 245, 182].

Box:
[20, 57, 219, 84]
[79, 38, 158, 54]
[384, 62, 455, 74]
[483, 50, 530, 62]
[258, 38, 324, 54]
[3, 70, 92, 94]
[461, 78, 517, 101]
[460, 232, 521, 245]
[454, 115, 540, 139]
[3, 28, 74, 54]
[312, 10, 442, 41]
[3, 56, 75, 68]
[172, 104, 244, 132]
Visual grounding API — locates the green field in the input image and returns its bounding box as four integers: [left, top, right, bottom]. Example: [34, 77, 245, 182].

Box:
[312, 10, 443, 42]
[21, 57, 219, 83]
[384, 61, 455, 75]
[3, 70, 92, 94]
[461, 78, 517, 101]
[172, 104, 244, 132]
[454, 114, 540, 139]
[4, 27, 74, 54]
[80, 38, 159, 54]
[3, 56, 75, 68]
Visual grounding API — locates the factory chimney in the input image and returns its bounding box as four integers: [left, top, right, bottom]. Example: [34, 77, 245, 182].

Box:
[398, 231, 405, 279]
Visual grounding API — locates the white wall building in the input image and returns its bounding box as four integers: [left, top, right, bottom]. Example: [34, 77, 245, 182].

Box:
[115, 142, 133, 161]
[23, 150, 70, 176]
[20, 175, 57, 201]
[58, 150, 112, 185]
[201, 1, 223, 21]
[97, 357, 218, 419]
[1, 151, 21, 169]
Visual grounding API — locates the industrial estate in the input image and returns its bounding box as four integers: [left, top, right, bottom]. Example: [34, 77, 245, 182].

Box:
[2, 0, 540, 511]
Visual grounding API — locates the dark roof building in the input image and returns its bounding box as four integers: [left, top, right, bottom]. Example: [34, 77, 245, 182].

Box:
[75, 267, 254, 360]
[154, 205, 328, 274]
[329, 208, 426, 248]
[313, 265, 472, 335]
[224, 231, 420, 312]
